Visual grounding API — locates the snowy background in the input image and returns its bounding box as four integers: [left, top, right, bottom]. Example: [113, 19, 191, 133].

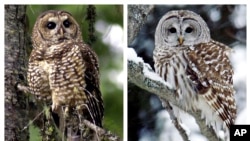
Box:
[128, 5, 246, 141]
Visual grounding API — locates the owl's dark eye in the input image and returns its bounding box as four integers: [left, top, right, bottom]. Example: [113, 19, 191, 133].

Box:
[63, 20, 71, 28]
[168, 27, 176, 33]
[185, 27, 193, 33]
[47, 22, 56, 29]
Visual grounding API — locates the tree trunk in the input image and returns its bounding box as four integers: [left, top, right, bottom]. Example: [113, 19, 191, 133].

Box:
[128, 5, 154, 45]
[5, 5, 29, 141]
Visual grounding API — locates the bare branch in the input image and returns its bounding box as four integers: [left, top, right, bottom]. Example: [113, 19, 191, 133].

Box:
[83, 120, 121, 141]
[161, 99, 191, 141]
[127, 48, 221, 141]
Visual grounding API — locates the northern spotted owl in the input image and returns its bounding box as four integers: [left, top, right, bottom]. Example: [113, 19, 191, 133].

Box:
[153, 10, 236, 137]
[27, 10, 103, 139]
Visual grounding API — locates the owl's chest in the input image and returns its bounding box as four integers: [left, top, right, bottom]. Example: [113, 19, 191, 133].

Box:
[154, 47, 198, 97]
[37, 47, 87, 108]
[44, 43, 68, 60]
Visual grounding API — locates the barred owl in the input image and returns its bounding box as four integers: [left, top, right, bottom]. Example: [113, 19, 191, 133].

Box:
[153, 10, 236, 135]
[27, 10, 103, 139]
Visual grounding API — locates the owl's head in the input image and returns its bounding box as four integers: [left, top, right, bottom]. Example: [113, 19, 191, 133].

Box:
[32, 10, 82, 46]
[155, 10, 211, 47]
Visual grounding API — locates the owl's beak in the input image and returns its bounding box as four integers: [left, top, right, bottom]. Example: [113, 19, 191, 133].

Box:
[58, 27, 68, 41]
[178, 36, 184, 45]
[59, 27, 64, 35]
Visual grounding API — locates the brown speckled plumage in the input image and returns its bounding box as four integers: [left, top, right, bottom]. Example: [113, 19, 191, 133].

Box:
[27, 10, 103, 139]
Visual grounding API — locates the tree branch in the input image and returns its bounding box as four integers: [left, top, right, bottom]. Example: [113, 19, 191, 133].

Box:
[161, 99, 190, 141]
[83, 120, 121, 141]
[127, 48, 221, 141]
[17, 83, 121, 141]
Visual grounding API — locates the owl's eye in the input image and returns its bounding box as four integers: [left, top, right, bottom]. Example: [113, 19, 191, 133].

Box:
[63, 20, 71, 28]
[168, 27, 176, 33]
[47, 22, 56, 29]
[185, 27, 193, 33]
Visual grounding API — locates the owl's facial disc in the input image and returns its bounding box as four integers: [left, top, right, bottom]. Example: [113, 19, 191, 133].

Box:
[45, 16, 75, 43]
[159, 13, 210, 47]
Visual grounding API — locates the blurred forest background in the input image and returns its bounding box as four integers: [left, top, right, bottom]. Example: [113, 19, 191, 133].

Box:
[26, 5, 123, 140]
[128, 5, 246, 141]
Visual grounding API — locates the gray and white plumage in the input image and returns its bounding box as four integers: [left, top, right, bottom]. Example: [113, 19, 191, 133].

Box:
[153, 10, 236, 134]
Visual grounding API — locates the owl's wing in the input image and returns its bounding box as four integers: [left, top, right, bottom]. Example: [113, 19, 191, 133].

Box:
[27, 48, 52, 101]
[186, 40, 236, 128]
[81, 44, 104, 127]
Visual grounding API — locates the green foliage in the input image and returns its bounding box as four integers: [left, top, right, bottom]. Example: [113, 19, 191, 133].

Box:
[26, 5, 123, 139]
[29, 123, 42, 141]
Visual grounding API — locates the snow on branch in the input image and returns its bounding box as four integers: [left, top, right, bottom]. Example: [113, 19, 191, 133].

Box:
[127, 47, 222, 141]
[127, 48, 174, 97]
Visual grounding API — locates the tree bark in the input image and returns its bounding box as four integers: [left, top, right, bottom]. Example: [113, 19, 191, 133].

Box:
[5, 5, 29, 141]
[128, 5, 154, 45]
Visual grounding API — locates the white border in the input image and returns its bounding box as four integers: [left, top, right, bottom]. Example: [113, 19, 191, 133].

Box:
[1, 1, 249, 141]
[2, 0, 249, 4]
[1, 3, 4, 141]
[123, 4, 128, 141]
[246, 3, 250, 125]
